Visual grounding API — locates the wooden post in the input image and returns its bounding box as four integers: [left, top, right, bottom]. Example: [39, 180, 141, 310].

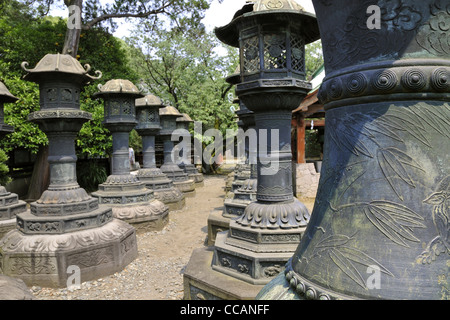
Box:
[296, 115, 306, 164]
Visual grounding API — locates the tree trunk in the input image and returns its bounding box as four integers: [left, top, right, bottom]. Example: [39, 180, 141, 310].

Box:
[62, 0, 83, 57]
[26, 145, 49, 202]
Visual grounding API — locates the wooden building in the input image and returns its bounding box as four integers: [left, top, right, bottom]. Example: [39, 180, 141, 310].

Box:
[291, 65, 325, 198]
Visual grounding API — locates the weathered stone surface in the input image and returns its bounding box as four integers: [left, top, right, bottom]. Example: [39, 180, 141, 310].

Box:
[183, 246, 265, 300]
[295, 163, 320, 198]
[0, 218, 137, 288]
[0, 275, 35, 300]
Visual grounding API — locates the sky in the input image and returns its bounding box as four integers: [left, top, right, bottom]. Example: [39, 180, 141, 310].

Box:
[196, 0, 315, 34]
[50, 0, 315, 39]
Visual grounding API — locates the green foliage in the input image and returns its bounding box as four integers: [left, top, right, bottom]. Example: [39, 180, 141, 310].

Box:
[0, 148, 12, 186]
[0, 1, 141, 158]
[129, 129, 142, 154]
[305, 129, 322, 159]
[76, 84, 112, 158]
[305, 40, 324, 79]
[0, 76, 48, 154]
[76, 159, 108, 192]
[126, 23, 239, 137]
[0, 2, 67, 77]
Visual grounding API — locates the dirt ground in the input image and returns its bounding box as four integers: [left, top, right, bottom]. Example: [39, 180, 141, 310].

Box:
[32, 174, 315, 300]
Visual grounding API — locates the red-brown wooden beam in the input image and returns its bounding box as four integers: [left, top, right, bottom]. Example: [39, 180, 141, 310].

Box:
[296, 115, 306, 164]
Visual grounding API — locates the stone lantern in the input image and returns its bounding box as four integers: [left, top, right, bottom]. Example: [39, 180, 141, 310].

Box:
[0, 81, 27, 238]
[135, 94, 185, 211]
[184, 0, 319, 299]
[91, 80, 169, 233]
[213, 0, 318, 283]
[175, 113, 204, 187]
[224, 67, 252, 196]
[159, 106, 195, 197]
[258, 0, 450, 300]
[207, 69, 258, 246]
[0, 54, 137, 287]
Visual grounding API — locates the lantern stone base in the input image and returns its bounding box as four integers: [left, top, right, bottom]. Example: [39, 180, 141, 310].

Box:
[173, 179, 196, 197]
[180, 163, 204, 187]
[223, 179, 257, 218]
[183, 246, 265, 300]
[153, 189, 185, 211]
[0, 188, 28, 238]
[0, 218, 137, 288]
[189, 173, 204, 187]
[91, 179, 169, 233]
[111, 203, 169, 234]
[206, 209, 229, 246]
[0, 218, 16, 240]
[211, 227, 302, 286]
[206, 182, 257, 246]
[138, 171, 186, 211]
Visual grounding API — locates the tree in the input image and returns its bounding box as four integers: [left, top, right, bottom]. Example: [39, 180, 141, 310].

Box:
[0, 3, 140, 157]
[13, 0, 214, 57]
[126, 22, 238, 135]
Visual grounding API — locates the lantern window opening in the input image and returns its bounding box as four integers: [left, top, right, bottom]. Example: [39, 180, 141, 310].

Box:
[290, 33, 305, 74]
[147, 109, 157, 122]
[105, 97, 135, 118]
[263, 32, 288, 70]
[241, 35, 260, 76]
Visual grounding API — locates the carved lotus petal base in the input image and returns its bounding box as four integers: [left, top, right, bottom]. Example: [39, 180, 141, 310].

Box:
[137, 167, 165, 177]
[0, 218, 137, 288]
[37, 187, 92, 204]
[236, 198, 310, 230]
[110, 200, 169, 233]
[173, 179, 196, 196]
[153, 187, 185, 210]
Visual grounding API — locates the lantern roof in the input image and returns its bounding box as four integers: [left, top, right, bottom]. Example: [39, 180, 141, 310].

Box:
[135, 94, 164, 107]
[94, 79, 144, 98]
[0, 81, 18, 103]
[21, 53, 102, 83]
[176, 113, 193, 123]
[159, 105, 182, 117]
[226, 66, 241, 85]
[215, 0, 320, 48]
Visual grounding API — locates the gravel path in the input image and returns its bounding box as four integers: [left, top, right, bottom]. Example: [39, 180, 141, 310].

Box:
[31, 175, 226, 300]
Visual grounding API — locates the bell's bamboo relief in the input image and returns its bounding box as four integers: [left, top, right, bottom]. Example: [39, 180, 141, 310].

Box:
[304, 102, 450, 288]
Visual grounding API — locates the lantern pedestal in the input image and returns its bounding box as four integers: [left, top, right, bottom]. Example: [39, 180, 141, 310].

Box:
[135, 95, 185, 211]
[183, 246, 265, 300]
[0, 82, 27, 239]
[221, 104, 257, 229]
[230, 164, 251, 193]
[176, 114, 204, 187]
[159, 106, 196, 197]
[207, 71, 257, 246]
[0, 55, 137, 287]
[91, 80, 169, 233]
[185, 0, 319, 299]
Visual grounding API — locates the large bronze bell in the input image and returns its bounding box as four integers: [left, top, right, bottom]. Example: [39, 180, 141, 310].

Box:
[258, 0, 449, 300]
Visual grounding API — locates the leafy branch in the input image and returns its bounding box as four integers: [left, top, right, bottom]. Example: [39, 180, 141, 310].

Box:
[311, 234, 394, 289]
